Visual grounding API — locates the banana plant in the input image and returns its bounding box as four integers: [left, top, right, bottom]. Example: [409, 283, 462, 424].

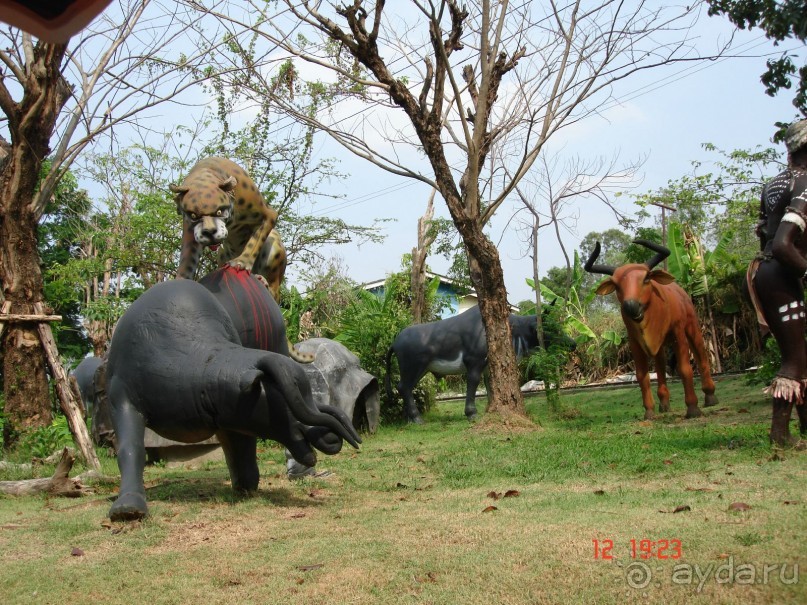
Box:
[665, 221, 728, 372]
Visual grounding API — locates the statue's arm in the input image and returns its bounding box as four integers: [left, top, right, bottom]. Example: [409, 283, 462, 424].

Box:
[771, 172, 807, 277]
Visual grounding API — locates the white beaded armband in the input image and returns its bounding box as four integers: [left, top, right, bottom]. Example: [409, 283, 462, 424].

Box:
[782, 208, 807, 232]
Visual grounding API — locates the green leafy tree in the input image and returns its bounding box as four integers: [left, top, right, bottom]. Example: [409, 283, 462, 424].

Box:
[707, 0, 807, 118]
[37, 164, 93, 362]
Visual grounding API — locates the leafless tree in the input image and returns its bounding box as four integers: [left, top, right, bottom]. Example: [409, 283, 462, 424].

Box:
[509, 152, 643, 345]
[192, 0, 731, 421]
[0, 0, 250, 444]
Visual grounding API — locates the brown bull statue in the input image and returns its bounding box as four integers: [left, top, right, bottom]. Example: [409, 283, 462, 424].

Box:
[585, 239, 718, 419]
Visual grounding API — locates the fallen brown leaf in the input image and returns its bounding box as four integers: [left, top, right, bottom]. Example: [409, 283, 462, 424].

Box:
[487, 491, 501, 500]
[503, 490, 520, 498]
[660, 505, 692, 513]
[71, 547, 84, 557]
[728, 502, 751, 511]
[297, 564, 324, 572]
[482, 505, 498, 513]
[593, 489, 605, 496]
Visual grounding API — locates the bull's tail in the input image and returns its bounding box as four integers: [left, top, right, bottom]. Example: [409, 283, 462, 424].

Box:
[384, 346, 396, 404]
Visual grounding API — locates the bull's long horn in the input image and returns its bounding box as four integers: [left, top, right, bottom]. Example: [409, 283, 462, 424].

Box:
[634, 239, 670, 269]
[583, 241, 616, 275]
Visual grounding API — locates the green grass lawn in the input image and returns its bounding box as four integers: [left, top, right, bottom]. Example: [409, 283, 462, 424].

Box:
[1, 373, 805, 604]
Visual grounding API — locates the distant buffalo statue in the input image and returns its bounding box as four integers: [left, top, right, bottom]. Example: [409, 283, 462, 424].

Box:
[104, 267, 360, 521]
[385, 305, 575, 423]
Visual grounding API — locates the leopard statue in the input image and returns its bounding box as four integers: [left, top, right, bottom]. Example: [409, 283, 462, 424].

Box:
[170, 157, 312, 363]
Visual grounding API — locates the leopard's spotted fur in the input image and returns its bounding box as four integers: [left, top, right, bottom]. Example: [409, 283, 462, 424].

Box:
[170, 157, 312, 362]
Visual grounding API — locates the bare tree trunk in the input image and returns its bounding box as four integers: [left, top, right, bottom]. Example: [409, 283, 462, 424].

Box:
[411, 191, 436, 324]
[0, 38, 70, 446]
[1, 156, 55, 444]
[466, 240, 525, 420]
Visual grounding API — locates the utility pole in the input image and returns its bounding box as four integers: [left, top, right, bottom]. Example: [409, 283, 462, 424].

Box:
[649, 201, 676, 268]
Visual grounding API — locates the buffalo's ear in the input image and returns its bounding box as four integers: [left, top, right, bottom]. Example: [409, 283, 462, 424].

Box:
[649, 269, 676, 285]
[219, 175, 237, 192]
[595, 278, 617, 296]
[169, 184, 189, 194]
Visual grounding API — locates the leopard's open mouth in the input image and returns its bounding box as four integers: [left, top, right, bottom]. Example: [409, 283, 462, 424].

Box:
[209, 244, 220, 252]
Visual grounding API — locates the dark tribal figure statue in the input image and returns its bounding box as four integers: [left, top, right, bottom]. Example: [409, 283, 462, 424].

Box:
[748, 118, 807, 447]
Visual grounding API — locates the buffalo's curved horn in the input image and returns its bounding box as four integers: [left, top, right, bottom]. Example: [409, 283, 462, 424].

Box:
[257, 356, 361, 449]
[541, 298, 557, 316]
[316, 404, 362, 448]
[634, 239, 670, 270]
[583, 241, 616, 276]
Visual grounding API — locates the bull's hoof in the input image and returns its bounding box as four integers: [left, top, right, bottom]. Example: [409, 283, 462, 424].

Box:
[685, 406, 703, 419]
[109, 492, 148, 522]
[466, 413, 478, 423]
[659, 402, 671, 413]
[643, 410, 655, 420]
[704, 393, 718, 407]
[406, 414, 424, 425]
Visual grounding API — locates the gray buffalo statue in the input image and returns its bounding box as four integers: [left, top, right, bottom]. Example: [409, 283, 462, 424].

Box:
[296, 338, 380, 434]
[70, 356, 103, 418]
[385, 305, 575, 423]
[105, 267, 361, 521]
[71, 356, 116, 449]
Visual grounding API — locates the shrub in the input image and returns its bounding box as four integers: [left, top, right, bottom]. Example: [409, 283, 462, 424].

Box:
[745, 337, 780, 388]
[15, 415, 74, 459]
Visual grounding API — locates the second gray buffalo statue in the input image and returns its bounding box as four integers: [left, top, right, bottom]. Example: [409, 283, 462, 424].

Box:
[385, 305, 574, 423]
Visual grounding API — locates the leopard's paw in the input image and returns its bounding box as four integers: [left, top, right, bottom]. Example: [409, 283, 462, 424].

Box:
[227, 258, 254, 272]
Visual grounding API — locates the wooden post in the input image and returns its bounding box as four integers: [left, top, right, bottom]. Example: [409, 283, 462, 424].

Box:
[33, 303, 101, 471]
[0, 300, 11, 339]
